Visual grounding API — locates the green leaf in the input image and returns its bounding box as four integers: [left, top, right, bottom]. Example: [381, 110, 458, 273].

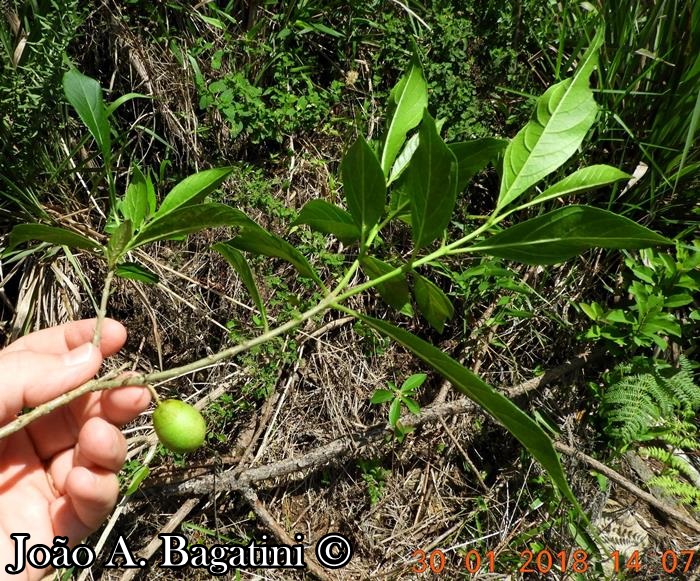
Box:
[449, 138, 509, 192]
[387, 132, 419, 186]
[293, 200, 360, 244]
[227, 224, 322, 285]
[106, 92, 150, 117]
[639, 314, 681, 337]
[155, 167, 235, 217]
[370, 389, 394, 404]
[124, 465, 150, 496]
[629, 264, 656, 284]
[106, 220, 132, 266]
[580, 301, 605, 321]
[388, 181, 412, 225]
[401, 373, 427, 393]
[403, 398, 421, 415]
[497, 30, 604, 211]
[604, 309, 634, 324]
[388, 398, 402, 427]
[527, 165, 630, 207]
[196, 12, 226, 29]
[357, 314, 580, 509]
[115, 262, 159, 284]
[62, 69, 111, 162]
[381, 61, 428, 176]
[131, 203, 254, 248]
[121, 165, 155, 229]
[664, 293, 693, 308]
[213, 242, 268, 331]
[406, 111, 458, 250]
[361, 256, 412, 314]
[7, 224, 99, 253]
[471, 205, 672, 265]
[412, 273, 454, 333]
[341, 136, 386, 238]
[388, 118, 448, 186]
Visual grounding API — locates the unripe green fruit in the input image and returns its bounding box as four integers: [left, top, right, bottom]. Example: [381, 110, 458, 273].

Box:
[152, 399, 206, 453]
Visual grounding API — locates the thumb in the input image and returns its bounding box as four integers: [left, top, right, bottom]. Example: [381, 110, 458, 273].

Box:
[0, 343, 103, 423]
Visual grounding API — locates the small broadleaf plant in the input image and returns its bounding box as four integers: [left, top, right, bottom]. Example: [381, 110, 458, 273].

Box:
[370, 373, 426, 442]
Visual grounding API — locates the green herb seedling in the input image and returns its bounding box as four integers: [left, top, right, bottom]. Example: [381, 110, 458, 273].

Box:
[370, 373, 426, 442]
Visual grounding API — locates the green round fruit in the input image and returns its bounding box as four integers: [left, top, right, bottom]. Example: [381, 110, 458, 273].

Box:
[152, 399, 206, 453]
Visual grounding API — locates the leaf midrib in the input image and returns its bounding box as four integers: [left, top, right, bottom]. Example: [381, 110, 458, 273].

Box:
[500, 44, 599, 205]
[381, 66, 421, 174]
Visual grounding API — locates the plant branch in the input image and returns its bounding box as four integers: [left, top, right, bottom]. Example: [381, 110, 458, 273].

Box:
[0, 292, 336, 440]
[333, 214, 501, 304]
[0, 207, 504, 440]
[143, 352, 594, 495]
[241, 486, 333, 581]
[92, 268, 115, 348]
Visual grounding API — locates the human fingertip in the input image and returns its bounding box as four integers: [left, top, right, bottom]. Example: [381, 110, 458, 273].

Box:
[62, 343, 97, 367]
[102, 385, 152, 425]
[98, 319, 128, 350]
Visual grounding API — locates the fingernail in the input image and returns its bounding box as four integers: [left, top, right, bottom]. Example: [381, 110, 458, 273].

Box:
[63, 343, 95, 366]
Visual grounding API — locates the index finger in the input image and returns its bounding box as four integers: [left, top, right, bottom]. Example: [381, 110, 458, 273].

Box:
[3, 319, 127, 357]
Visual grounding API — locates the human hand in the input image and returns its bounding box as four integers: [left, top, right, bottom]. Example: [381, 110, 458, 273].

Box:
[0, 319, 151, 580]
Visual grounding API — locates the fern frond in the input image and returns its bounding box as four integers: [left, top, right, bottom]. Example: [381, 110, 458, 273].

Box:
[641, 447, 698, 481]
[602, 374, 661, 444]
[647, 475, 700, 507]
[656, 356, 700, 411]
[663, 429, 699, 451]
[601, 357, 700, 446]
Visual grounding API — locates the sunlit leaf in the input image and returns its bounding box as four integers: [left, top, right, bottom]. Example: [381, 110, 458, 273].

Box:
[121, 165, 155, 229]
[381, 61, 428, 176]
[471, 205, 672, 265]
[404, 398, 421, 415]
[131, 203, 253, 248]
[526, 165, 630, 207]
[156, 167, 235, 217]
[125, 466, 150, 496]
[388, 118, 448, 186]
[370, 389, 394, 404]
[388, 398, 402, 426]
[401, 373, 427, 393]
[497, 30, 604, 210]
[63, 68, 111, 162]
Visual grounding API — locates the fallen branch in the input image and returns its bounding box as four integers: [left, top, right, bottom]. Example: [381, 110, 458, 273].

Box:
[146, 352, 595, 496]
[144, 376, 700, 535]
[241, 486, 333, 581]
[119, 497, 200, 581]
[554, 442, 700, 534]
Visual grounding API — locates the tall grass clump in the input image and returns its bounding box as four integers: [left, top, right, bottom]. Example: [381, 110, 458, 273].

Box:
[536, 1, 698, 227]
[0, 0, 85, 225]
